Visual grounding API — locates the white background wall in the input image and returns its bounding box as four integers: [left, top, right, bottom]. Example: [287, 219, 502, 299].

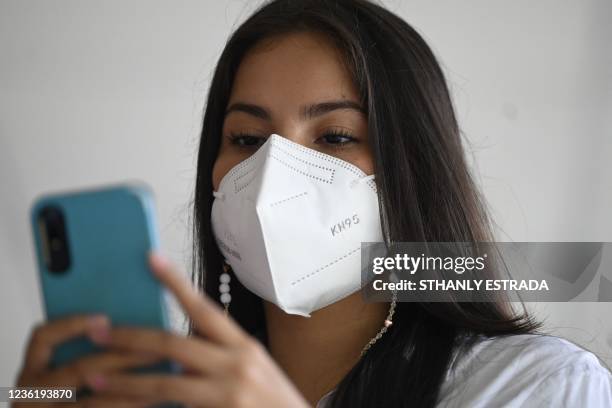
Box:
[1, 0, 611, 391]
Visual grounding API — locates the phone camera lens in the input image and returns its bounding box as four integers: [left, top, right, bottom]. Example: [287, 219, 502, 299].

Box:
[39, 206, 71, 274]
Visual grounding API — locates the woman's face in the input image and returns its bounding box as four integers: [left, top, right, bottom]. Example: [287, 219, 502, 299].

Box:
[212, 31, 373, 191]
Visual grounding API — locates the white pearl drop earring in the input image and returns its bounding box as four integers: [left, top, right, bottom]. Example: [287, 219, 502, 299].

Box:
[220, 261, 232, 316]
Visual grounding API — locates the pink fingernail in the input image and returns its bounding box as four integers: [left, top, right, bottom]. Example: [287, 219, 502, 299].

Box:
[149, 252, 169, 272]
[89, 326, 110, 344]
[85, 374, 107, 391]
[87, 316, 110, 344]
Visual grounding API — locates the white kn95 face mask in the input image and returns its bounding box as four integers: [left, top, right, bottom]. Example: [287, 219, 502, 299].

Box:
[211, 134, 383, 317]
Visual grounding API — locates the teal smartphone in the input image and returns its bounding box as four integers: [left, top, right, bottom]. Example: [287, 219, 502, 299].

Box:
[30, 182, 176, 371]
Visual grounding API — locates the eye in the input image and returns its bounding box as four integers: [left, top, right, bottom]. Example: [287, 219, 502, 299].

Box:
[228, 132, 267, 148]
[317, 129, 357, 147]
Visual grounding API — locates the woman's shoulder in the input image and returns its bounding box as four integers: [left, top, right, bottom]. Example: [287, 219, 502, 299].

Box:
[461, 333, 608, 373]
[437, 333, 612, 407]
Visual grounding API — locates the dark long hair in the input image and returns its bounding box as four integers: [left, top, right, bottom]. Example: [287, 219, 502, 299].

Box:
[193, 1, 539, 406]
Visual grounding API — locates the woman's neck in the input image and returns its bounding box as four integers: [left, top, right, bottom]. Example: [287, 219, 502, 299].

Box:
[264, 293, 389, 406]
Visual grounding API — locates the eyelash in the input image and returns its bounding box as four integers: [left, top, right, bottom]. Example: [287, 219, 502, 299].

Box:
[228, 129, 357, 149]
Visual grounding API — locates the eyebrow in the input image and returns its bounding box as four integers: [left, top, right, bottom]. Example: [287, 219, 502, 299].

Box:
[224, 100, 366, 121]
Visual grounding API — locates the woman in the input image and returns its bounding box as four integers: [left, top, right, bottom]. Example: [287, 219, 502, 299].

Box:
[16, 0, 612, 407]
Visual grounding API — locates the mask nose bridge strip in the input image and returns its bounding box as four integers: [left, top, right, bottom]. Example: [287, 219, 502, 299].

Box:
[273, 138, 378, 193]
[269, 153, 335, 184]
[268, 143, 336, 184]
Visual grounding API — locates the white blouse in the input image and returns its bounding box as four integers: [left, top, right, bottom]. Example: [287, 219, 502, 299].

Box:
[316, 334, 612, 407]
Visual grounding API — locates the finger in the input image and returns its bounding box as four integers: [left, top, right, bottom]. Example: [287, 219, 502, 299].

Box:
[149, 252, 246, 347]
[94, 327, 229, 375]
[85, 374, 224, 407]
[44, 352, 162, 388]
[23, 315, 110, 375]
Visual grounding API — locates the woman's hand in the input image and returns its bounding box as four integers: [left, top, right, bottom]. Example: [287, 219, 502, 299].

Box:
[15, 316, 162, 407]
[83, 253, 311, 408]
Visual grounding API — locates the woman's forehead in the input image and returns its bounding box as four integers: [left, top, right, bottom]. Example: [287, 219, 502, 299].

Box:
[228, 31, 359, 111]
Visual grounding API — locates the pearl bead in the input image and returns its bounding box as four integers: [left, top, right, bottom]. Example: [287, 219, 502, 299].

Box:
[220, 293, 232, 304]
[220, 273, 231, 284]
